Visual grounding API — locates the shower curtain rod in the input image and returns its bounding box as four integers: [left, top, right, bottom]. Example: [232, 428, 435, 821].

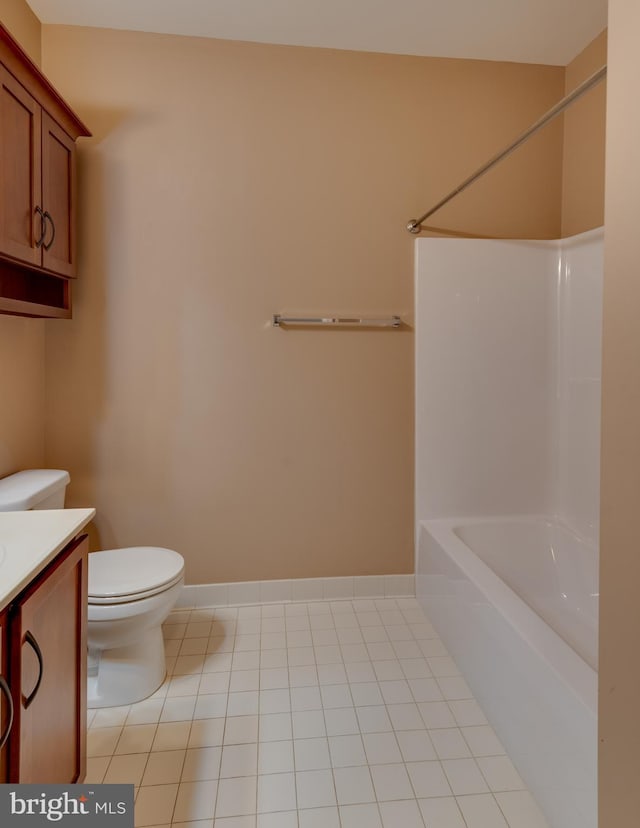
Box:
[406, 64, 607, 234]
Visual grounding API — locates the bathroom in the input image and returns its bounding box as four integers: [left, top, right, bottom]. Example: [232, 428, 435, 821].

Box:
[0, 0, 636, 825]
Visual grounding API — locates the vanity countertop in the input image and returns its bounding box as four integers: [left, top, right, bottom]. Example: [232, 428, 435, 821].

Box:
[0, 508, 95, 609]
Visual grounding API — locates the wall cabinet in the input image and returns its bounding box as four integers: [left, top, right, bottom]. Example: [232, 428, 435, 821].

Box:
[0, 535, 88, 783]
[0, 24, 90, 318]
[0, 69, 76, 279]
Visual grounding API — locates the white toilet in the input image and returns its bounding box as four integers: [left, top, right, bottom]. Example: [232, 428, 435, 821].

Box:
[0, 469, 185, 709]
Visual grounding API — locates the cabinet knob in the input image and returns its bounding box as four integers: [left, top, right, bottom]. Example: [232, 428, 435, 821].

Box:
[0, 675, 13, 750]
[22, 631, 44, 710]
[42, 211, 56, 252]
[34, 206, 47, 249]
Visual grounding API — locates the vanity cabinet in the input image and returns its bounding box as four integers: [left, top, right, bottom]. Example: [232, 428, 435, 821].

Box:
[0, 534, 88, 783]
[0, 24, 90, 317]
[0, 608, 10, 783]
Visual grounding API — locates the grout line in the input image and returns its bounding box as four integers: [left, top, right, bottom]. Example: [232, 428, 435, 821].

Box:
[87, 597, 547, 827]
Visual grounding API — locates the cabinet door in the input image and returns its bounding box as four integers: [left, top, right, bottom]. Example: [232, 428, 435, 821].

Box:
[0, 66, 42, 267]
[0, 608, 11, 783]
[41, 111, 76, 278]
[9, 535, 88, 783]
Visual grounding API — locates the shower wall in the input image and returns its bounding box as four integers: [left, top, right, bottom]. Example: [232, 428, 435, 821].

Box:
[554, 231, 604, 544]
[415, 229, 603, 533]
[415, 238, 557, 520]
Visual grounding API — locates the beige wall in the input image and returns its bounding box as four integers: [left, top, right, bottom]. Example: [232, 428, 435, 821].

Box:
[0, 0, 40, 64]
[599, 2, 640, 822]
[0, 318, 46, 477]
[40, 25, 564, 584]
[561, 30, 607, 237]
[0, 0, 45, 479]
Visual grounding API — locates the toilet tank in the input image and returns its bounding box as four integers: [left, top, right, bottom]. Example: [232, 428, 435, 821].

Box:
[0, 469, 70, 511]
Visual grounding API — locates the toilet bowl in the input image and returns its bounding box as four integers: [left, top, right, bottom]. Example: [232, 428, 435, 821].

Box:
[87, 546, 184, 707]
[0, 469, 185, 709]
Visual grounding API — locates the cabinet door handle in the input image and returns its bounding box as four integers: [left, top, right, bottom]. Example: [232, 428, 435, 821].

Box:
[34, 206, 47, 249]
[42, 211, 56, 252]
[22, 631, 44, 710]
[0, 676, 14, 750]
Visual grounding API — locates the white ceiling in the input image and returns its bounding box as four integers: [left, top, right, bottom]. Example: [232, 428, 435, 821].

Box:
[26, 0, 607, 66]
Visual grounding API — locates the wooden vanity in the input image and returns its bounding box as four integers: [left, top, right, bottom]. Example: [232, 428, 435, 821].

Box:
[0, 508, 94, 782]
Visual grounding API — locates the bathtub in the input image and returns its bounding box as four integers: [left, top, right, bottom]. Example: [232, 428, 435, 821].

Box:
[416, 516, 597, 828]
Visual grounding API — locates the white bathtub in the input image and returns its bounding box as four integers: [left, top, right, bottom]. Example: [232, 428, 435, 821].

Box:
[416, 516, 597, 828]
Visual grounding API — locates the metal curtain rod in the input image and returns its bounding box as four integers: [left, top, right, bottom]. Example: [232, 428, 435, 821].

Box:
[407, 64, 607, 234]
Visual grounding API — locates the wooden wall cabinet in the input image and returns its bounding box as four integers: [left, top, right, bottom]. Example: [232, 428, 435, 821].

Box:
[0, 24, 90, 318]
[0, 534, 88, 783]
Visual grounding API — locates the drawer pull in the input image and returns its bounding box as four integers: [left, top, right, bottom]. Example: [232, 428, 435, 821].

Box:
[0, 676, 13, 749]
[34, 206, 47, 249]
[42, 211, 56, 252]
[22, 631, 44, 709]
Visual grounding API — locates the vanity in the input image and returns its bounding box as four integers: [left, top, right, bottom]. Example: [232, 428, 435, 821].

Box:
[0, 508, 94, 782]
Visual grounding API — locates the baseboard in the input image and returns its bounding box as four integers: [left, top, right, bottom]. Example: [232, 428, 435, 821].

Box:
[174, 574, 416, 609]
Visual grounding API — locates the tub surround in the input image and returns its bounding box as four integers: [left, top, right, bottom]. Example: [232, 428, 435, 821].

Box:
[414, 229, 602, 828]
[415, 228, 603, 535]
[0, 507, 94, 609]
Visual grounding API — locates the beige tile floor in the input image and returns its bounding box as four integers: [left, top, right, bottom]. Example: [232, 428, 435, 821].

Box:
[86, 596, 549, 828]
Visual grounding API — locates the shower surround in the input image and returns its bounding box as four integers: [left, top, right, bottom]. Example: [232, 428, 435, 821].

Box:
[414, 229, 603, 828]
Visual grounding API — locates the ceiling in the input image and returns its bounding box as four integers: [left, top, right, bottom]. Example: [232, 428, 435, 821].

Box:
[26, 0, 607, 66]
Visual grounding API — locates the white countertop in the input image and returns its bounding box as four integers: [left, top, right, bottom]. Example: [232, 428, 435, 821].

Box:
[0, 508, 95, 609]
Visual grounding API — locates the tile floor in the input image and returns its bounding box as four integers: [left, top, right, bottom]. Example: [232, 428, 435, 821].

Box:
[86, 597, 549, 828]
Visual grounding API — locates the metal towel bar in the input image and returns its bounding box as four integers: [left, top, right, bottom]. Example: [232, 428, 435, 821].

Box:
[273, 315, 401, 328]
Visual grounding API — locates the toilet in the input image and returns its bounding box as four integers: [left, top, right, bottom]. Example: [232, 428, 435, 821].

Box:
[0, 469, 185, 709]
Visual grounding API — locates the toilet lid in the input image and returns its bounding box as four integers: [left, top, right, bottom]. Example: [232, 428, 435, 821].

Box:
[88, 547, 185, 600]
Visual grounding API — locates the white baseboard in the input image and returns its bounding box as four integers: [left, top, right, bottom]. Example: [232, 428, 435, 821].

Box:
[175, 574, 415, 609]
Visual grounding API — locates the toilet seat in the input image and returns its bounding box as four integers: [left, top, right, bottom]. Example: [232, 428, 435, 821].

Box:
[89, 547, 185, 605]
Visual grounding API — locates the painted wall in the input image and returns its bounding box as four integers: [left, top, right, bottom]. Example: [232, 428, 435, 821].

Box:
[0, 317, 46, 477]
[40, 25, 564, 584]
[599, 2, 640, 823]
[561, 30, 607, 237]
[0, 0, 41, 64]
[0, 0, 45, 479]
